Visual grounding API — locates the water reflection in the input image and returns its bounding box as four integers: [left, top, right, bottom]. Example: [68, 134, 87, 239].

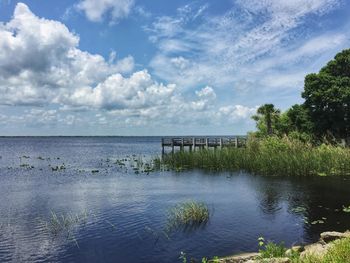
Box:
[1, 137, 350, 263]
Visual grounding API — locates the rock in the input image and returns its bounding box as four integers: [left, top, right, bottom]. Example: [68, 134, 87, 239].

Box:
[215, 252, 259, 262]
[300, 243, 329, 258]
[320, 231, 350, 243]
[250, 258, 291, 263]
[285, 245, 304, 257]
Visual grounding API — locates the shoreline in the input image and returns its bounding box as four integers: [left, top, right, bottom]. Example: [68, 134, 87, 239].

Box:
[215, 231, 350, 263]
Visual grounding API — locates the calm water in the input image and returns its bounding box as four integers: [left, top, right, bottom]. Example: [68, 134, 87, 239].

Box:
[0, 137, 350, 263]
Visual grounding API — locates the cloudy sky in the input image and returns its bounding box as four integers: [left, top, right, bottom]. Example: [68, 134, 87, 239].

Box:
[0, 0, 349, 136]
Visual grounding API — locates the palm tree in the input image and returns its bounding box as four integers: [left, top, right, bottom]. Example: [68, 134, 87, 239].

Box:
[253, 104, 280, 135]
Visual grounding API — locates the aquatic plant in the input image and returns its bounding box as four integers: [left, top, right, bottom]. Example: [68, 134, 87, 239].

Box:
[342, 205, 350, 213]
[167, 201, 210, 231]
[157, 136, 350, 176]
[44, 210, 88, 236]
[51, 165, 66, 172]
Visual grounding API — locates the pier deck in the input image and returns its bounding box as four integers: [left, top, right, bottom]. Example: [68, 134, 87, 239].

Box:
[161, 137, 246, 153]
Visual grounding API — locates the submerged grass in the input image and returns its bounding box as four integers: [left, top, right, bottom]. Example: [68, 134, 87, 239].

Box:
[167, 201, 210, 232]
[156, 136, 350, 176]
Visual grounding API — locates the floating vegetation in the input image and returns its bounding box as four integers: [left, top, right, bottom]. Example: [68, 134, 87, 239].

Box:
[37, 156, 45, 160]
[167, 201, 210, 232]
[19, 163, 34, 169]
[51, 165, 66, 172]
[91, 170, 99, 173]
[311, 219, 325, 225]
[343, 205, 350, 213]
[291, 206, 307, 213]
[113, 156, 156, 175]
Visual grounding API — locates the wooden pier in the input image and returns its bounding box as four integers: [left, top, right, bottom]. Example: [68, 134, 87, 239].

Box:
[161, 137, 246, 154]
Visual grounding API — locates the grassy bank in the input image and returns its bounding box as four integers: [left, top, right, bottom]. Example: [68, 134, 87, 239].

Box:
[259, 237, 350, 263]
[157, 136, 350, 176]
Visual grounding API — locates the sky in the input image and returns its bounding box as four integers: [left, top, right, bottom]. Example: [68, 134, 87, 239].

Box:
[0, 0, 349, 136]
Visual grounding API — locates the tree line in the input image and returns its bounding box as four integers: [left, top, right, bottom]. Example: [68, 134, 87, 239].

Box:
[252, 48, 350, 146]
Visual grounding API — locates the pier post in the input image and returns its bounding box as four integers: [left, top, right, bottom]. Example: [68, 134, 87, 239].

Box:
[171, 139, 174, 153]
[205, 138, 209, 149]
[193, 137, 196, 152]
[220, 138, 223, 149]
[180, 138, 184, 151]
[235, 137, 238, 148]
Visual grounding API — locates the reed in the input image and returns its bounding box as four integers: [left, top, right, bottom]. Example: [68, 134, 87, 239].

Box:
[45, 210, 88, 236]
[157, 136, 350, 176]
[167, 201, 210, 231]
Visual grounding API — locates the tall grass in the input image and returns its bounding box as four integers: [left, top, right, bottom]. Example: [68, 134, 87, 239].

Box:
[157, 136, 350, 176]
[45, 210, 89, 236]
[167, 201, 210, 232]
[293, 238, 350, 263]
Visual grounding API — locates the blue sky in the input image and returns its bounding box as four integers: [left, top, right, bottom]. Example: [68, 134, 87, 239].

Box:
[0, 0, 349, 136]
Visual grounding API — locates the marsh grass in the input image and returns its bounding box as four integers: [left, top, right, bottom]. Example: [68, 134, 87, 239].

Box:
[157, 136, 350, 176]
[167, 201, 210, 232]
[44, 210, 89, 237]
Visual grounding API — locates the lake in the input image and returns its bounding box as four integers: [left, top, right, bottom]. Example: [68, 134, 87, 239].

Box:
[0, 137, 350, 263]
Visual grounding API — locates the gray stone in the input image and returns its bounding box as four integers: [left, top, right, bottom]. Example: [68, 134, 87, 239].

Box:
[320, 231, 350, 243]
[252, 258, 291, 263]
[215, 252, 259, 262]
[285, 245, 303, 257]
[300, 243, 329, 258]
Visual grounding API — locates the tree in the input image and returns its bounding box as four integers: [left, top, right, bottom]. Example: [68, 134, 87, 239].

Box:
[286, 104, 313, 134]
[302, 49, 350, 143]
[252, 104, 281, 135]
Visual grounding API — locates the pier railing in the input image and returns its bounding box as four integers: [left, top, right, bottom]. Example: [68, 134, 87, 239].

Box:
[161, 136, 246, 153]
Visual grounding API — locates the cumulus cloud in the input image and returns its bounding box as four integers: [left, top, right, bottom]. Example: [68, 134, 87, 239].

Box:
[0, 3, 257, 133]
[76, 0, 134, 23]
[0, 3, 134, 106]
[60, 70, 176, 110]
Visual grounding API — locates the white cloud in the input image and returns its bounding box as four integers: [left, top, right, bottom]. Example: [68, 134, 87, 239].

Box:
[146, 0, 346, 93]
[59, 70, 176, 110]
[0, 3, 134, 106]
[76, 0, 134, 23]
[0, 3, 257, 132]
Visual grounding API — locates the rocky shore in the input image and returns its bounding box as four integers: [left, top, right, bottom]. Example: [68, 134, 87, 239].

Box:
[215, 231, 350, 263]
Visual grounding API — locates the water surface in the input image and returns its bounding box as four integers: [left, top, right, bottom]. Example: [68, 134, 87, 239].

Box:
[0, 137, 350, 263]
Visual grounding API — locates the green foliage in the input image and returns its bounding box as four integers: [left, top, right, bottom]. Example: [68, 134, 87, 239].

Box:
[302, 49, 350, 142]
[258, 240, 287, 259]
[322, 237, 350, 263]
[286, 104, 313, 135]
[158, 136, 350, 176]
[252, 103, 314, 142]
[179, 251, 187, 263]
[252, 104, 281, 136]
